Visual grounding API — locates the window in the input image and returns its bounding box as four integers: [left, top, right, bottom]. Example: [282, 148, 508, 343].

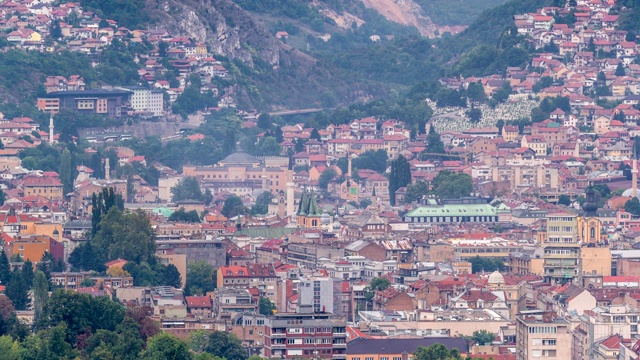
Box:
[531, 349, 541, 357]
[542, 339, 556, 346]
[532, 339, 541, 346]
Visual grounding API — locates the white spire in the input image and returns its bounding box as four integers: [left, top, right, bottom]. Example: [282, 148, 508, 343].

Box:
[49, 112, 54, 145]
[633, 158, 638, 198]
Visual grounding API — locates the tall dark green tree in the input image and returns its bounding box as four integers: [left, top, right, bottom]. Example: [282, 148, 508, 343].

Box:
[5, 267, 30, 310]
[0, 251, 10, 286]
[422, 126, 446, 157]
[389, 155, 411, 205]
[59, 148, 73, 196]
[33, 270, 48, 320]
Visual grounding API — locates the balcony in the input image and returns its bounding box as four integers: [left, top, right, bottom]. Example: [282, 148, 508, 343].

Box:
[270, 333, 286, 338]
[271, 343, 286, 348]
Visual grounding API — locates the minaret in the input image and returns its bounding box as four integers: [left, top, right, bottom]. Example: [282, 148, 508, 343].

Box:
[634, 141, 638, 198]
[286, 157, 295, 222]
[633, 158, 638, 198]
[49, 112, 54, 144]
[104, 157, 110, 180]
[347, 153, 352, 178]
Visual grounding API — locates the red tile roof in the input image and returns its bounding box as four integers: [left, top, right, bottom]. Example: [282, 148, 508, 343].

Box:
[185, 296, 212, 308]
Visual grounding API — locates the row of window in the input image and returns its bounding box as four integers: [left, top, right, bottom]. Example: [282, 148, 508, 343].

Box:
[528, 326, 557, 334]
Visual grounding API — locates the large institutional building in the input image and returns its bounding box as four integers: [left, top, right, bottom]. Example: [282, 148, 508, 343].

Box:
[183, 150, 292, 196]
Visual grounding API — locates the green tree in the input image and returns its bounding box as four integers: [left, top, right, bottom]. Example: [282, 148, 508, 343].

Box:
[414, 343, 462, 360]
[164, 264, 182, 289]
[189, 329, 210, 353]
[5, 267, 30, 310]
[185, 261, 216, 296]
[471, 329, 495, 345]
[0, 335, 20, 360]
[423, 126, 446, 156]
[168, 208, 201, 223]
[90, 187, 125, 235]
[59, 148, 73, 196]
[221, 196, 245, 218]
[259, 297, 277, 316]
[558, 194, 571, 206]
[0, 188, 5, 206]
[354, 150, 388, 174]
[363, 277, 391, 309]
[625, 197, 640, 216]
[171, 177, 206, 202]
[466, 82, 487, 103]
[92, 208, 156, 264]
[37, 289, 125, 344]
[468, 256, 506, 273]
[432, 170, 473, 199]
[141, 333, 193, 360]
[616, 62, 626, 76]
[492, 81, 512, 103]
[49, 21, 62, 39]
[466, 105, 482, 123]
[33, 270, 48, 320]
[389, 156, 411, 205]
[0, 251, 10, 286]
[404, 181, 430, 204]
[359, 198, 372, 209]
[255, 136, 281, 156]
[318, 168, 338, 190]
[204, 332, 246, 360]
[251, 191, 274, 215]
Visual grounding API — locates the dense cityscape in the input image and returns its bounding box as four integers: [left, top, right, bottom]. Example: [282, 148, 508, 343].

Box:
[4, 0, 640, 359]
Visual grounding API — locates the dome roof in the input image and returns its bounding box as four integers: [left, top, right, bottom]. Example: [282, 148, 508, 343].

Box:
[488, 271, 505, 285]
[220, 151, 260, 165]
[622, 188, 640, 198]
[332, 221, 341, 229]
[321, 211, 331, 224]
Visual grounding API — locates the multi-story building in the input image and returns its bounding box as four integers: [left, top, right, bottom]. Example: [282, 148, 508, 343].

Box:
[263, 306, 347, 360]
[286, 243, 345, 269]
[38, 89, 132, 118]
[298, 276, 335, 314]
[211, 288, 257, 321]
[22, 175, 64, 201]
[543, 213, 581, 284]
[576, 302, 640, 358]
[217, 263, 281, 309]
[155, 238, 225, 269]
[182, 150, 291, 194]
[515, 312, 572, 360]
[118, 86, 164, 116]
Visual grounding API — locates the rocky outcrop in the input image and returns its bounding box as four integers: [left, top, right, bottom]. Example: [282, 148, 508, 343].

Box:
[148, 0, 290, 67]
[359, 0, 437, 37]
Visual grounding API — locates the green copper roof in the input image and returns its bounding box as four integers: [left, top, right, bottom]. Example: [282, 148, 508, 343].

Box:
[152, 207, 174, 218]
[307, 191, 322, 216]
[234, 227, 298, 239]
[298, 191, 308, 216]
[405, 204, 498, 217]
